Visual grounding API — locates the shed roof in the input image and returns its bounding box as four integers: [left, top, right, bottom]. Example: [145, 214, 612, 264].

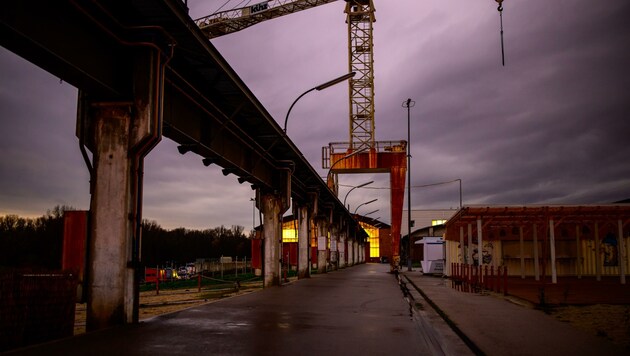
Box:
[444, 204, 630, 241]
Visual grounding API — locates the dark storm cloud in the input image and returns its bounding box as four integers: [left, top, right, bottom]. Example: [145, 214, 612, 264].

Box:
[0, 49, 88, 216]
[1, 0, 628, 229]
[379, 0, 630, 209]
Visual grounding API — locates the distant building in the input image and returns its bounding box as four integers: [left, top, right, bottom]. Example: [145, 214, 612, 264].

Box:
[354, 216, 391, 263]
[252, 214, 376, 271]
[401, 209, 458, 238]
[399, 209, 456, 266]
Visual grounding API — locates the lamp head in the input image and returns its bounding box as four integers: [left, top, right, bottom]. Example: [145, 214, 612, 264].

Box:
[315, 72, 356, 91]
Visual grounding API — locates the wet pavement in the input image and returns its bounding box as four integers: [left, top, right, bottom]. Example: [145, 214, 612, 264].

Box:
[7, 263, 444, 355]
[403, 271, 628, 356]
[11, 264, 625, 356]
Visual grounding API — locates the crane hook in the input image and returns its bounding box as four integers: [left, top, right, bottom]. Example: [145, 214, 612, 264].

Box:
[496, 0, 503, 12]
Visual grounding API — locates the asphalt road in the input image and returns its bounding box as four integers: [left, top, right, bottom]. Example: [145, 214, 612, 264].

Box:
[9, 263, 442, 355]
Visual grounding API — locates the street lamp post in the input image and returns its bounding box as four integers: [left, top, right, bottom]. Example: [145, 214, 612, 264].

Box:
[456, 178, 462, 209]
[354, 198, 378, 215]
[343, 180, 374, 210]
[326, 147, 368, 196]
[250, 197, 256, 235]
[284, 72, 356, 134]
[403, 98, 416, 271]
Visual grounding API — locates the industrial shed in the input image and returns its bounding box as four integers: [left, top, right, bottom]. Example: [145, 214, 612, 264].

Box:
[443, 205, 630, 284]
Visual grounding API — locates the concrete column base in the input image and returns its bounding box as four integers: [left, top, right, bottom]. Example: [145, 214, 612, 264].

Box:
[262, 193, 282, 287]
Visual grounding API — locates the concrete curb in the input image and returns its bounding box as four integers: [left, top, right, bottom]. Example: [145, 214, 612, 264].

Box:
[399, 273, 479, 356]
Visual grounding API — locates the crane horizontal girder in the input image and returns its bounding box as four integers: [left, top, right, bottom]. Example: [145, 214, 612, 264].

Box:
[196, 0, 338, 39]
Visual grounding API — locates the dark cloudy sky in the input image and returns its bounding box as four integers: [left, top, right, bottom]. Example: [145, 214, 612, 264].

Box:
[1, 0, 629, 231]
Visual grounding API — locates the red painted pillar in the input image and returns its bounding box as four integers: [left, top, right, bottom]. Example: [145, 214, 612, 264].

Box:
[389, 164, 406, 271]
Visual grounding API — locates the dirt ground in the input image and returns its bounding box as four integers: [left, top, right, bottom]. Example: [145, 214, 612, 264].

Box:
[74, 284, 261, 335]
[548, 304, 630, 349]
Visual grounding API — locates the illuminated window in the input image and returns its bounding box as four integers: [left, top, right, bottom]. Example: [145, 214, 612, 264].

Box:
[360, 221, 380, 258]
[432, 219, 447, 226]
[282, 220, 298, 243]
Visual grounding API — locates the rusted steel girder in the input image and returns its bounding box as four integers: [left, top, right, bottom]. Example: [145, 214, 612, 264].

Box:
[325, 141, 407, 271]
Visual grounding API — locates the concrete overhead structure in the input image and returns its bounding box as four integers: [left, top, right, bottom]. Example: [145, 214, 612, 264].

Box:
[1, 0, 367, 330]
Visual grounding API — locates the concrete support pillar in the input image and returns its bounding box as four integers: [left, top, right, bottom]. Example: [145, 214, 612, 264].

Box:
[339, 227, 347, 268]
[261, 193, 283, 287]
[363, 242, 366, 263]
[316, 216, 329, 274]
[297, 204, 310, 279]
[330, 223, 339, 270]
[359, 243, 364, 263]
[348, 239, 353, 266]
[87, 104, 135, 331]
[353, 240, 358, 265]
[83, 47, 166, 331]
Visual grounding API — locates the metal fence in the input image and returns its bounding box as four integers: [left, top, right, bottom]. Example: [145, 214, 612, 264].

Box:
[0, 270, 78, 352]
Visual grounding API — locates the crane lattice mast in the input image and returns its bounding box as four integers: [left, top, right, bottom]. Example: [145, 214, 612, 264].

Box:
[345, 0, 375, 150]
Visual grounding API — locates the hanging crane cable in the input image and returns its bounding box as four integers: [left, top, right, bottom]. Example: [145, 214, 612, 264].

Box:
[496, 0, 505, 66]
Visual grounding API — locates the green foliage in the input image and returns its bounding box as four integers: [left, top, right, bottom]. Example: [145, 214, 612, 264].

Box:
[0, 207, 251, 270]
[140, 220, 250, 267]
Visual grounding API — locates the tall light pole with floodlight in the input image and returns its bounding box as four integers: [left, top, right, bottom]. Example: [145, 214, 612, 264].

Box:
[403, 98, 416, 271]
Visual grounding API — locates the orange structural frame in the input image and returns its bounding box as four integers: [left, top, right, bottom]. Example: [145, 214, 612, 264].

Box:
[327, 142, 407, 270]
